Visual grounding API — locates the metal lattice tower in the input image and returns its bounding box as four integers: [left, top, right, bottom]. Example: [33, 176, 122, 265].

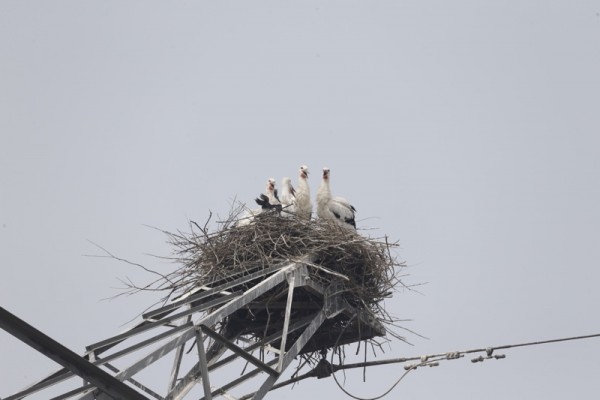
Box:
[2, 258, 385, 400]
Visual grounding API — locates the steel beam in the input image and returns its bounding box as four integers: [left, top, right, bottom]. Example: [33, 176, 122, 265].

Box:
[277, 274, 296, 372]
[104, 363, 165, 400]
[3, 258, 348, 400]
[165, 313, 316, 400]
[164, 263, 301, 399]
[87, 292, 240, 353]
[200, 325, 278, 376]
[252, 309, 327, 400]
[145, 260, 298, 320]
[167, 316, 192, 393]
[195, 328, 212, 400]
[0, 306, 148, 400]
[199, 359, 279, 400]
[4, 322, 194, 400]
[80, 262, 303, 400]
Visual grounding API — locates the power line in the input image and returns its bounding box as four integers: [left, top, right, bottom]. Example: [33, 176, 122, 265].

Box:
[474, 332, 600, 353]
[340, 332, 600, 369]
[261, 332, 600, 399]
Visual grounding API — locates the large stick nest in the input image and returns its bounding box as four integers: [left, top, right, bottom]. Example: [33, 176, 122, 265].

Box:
[159, 206, 406, 340]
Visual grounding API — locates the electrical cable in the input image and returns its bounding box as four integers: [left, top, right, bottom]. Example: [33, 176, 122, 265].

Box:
[251, 330, 600, 399]
[329, 313, 423, 400]
[327, 321, 600, 400]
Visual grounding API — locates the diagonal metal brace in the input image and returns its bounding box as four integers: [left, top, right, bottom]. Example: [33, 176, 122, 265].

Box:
[200, 325, 278, 376]
[145, 260, 300, 320]
[87, 292, 241, 353]
[251, 309, 327, 400]
[165, 313, 318, 400]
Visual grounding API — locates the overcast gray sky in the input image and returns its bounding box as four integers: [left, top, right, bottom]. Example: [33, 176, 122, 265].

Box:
[2, 1, 600, 399]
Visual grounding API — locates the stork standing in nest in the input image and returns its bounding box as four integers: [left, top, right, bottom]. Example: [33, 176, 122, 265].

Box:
[238, 179, 281, 226]
[255, 178, 282, 213]
[280, 177, 296, 216]
[316, 167, 356, 229]
[295, 165, 312, 220]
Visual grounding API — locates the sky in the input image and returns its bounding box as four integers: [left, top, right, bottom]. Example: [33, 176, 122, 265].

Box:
[1, 1, 600, 399]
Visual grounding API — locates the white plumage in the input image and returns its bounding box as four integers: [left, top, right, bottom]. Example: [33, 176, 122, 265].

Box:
[316, 167, 356, 229]
[279, 177, 296, 216]
[238, 179, 280, 226]
[255, 178, 281, 211]
[237, 206, 261, 227]
[295, 165, 312, 220]
[266, 178, 281, 207]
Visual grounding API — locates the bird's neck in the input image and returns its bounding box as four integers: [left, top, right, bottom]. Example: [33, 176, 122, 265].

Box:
[317, 179, 331, 201]
[298, 177, 309, 191]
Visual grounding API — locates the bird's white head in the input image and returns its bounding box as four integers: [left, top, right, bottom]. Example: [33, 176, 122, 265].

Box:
[266, 178, 276, 192]
[300, 165, 309, 179]
[322, 168, 330, 181]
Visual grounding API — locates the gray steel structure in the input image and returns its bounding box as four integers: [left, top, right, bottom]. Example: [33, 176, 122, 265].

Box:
[1, 259, 385, 400]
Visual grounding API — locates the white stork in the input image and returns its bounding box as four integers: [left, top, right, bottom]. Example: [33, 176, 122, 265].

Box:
[255, 178, 282, 212]
[295, 165, 312, 220]
[238, 179, 281, 226]
[279, 177, 296, 216]
[316, 167, 356, 229]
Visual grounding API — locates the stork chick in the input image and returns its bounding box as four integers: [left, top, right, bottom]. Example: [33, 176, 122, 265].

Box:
[316, 168, 356, 229]
[295, 165, 312, 220]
